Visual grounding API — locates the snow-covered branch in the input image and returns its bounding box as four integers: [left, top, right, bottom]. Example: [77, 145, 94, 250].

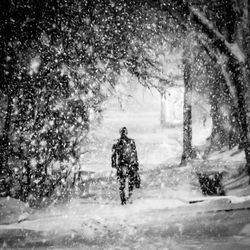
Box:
[161, 0, 246, 63]
[190, 7, 246, 63]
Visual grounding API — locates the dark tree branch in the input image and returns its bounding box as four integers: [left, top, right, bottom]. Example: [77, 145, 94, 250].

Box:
[159, 0, 245, 63]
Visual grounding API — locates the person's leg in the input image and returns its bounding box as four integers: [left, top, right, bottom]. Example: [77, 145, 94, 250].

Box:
[117, 166, 126, 205]
[119, 177, 126, 205]
[127, 169, 134, 202]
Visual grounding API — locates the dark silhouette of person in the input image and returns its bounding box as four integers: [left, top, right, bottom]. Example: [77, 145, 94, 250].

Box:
[111, 127, 139, 205]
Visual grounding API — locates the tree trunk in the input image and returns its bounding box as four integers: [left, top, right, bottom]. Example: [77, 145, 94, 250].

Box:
[208, 66, 232, 151]
[25, 163, 31, 201]
[0, 93, 13, 176]
[160, 91, 167, 127]
[210, 89, 221, 139]
[226, 0, 250, 177]
[241, 0, 250, 177]
[228, 57, 250, 176]
[181, 61, 193, 164]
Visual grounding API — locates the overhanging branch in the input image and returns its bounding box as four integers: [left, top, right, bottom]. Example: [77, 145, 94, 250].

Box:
[160, 0, 246, 64]
[191, 7, 246, 63]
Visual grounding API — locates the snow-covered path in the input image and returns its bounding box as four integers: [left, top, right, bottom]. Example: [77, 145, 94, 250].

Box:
[1, 162, 250, 249]
[1, 201, 250, 249]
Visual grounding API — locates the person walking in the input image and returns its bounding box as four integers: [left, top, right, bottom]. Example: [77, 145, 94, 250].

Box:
[111, 127, 140, 205]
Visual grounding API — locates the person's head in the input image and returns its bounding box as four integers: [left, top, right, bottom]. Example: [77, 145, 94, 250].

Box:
[119, 127, 128, 137]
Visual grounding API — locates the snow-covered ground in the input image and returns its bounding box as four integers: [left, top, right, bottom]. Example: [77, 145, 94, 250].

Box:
[1, 87, 250, 249]
[1, 156, 250, 249]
